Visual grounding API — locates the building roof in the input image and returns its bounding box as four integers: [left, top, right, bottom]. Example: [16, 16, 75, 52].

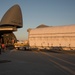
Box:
[0, 4, 23, 28]
[29, 24, 75, 34]
[36, 24, 49, 28]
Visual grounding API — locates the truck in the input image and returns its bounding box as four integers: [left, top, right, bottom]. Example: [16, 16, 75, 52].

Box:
[14, 40, 30, 50]
[14, 42, 24, 50]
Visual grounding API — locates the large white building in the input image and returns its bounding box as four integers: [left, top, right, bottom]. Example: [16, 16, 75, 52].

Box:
[27, 24, 75, 50]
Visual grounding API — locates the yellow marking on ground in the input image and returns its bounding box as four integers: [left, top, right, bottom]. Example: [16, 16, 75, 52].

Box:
[40, 51, 75, 75]
[41, 51, 75, 66]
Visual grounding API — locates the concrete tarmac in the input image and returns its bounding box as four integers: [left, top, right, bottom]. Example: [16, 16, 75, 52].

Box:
[0, 50, 75, 75]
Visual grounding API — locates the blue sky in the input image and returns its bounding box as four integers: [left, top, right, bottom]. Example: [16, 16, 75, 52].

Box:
[0, 0, 75, 40]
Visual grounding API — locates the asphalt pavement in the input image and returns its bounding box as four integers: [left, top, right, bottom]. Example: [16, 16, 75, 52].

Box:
[0, 49, 75, 75]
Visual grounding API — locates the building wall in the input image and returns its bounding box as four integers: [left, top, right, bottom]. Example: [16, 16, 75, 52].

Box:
[28, 25, 75, 50]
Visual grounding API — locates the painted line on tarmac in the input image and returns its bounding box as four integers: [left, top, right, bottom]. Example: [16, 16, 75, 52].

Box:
[40, 51, 75, 75]
[49, 53, 75, 65]
[41, 51, 75, 66]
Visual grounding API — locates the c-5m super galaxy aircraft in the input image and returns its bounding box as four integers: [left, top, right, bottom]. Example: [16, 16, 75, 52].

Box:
[0, 4, 23, 45]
